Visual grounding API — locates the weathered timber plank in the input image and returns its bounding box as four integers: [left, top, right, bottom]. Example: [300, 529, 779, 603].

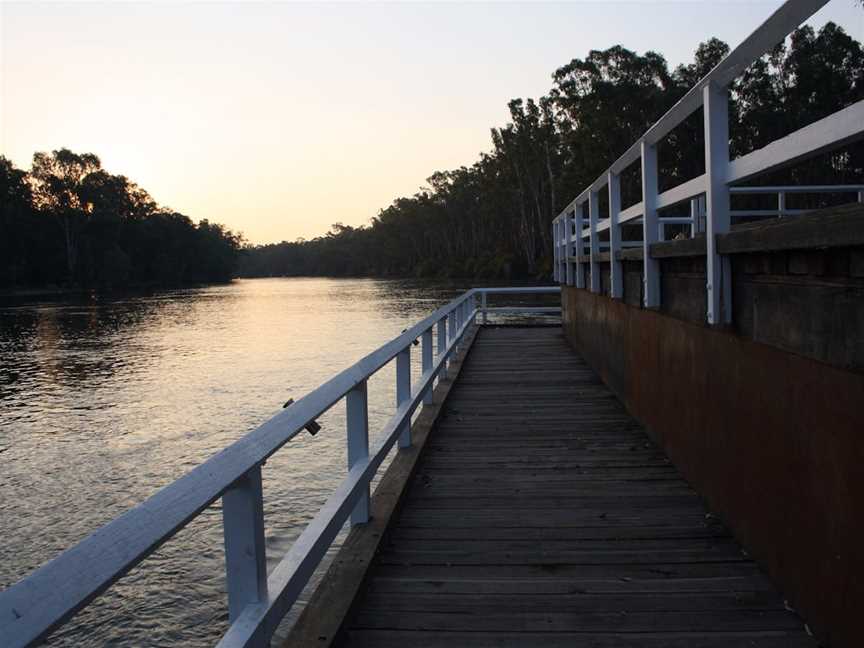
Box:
[340, 630, 815, 648]
[280, 327, 481, 648]
[366, 575, 775, 595]
[375, 548, 747, 566]
[388, 525, 729, 541]
[369, 562, 769, 580]
[359, 591, 785, 612]
[328, 327, 814, 646]
[349, 609, 804, 632]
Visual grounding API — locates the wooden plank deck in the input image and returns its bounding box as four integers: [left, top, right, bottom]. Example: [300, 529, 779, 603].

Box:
[328, 326, 815, 647]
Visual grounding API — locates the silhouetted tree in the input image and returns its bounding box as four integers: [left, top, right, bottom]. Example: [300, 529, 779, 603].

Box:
[0, 151, 244, 291]
[240, 23, 864, 280]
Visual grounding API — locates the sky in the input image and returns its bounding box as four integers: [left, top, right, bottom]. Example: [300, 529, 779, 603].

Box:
[1, 1, 862, 244]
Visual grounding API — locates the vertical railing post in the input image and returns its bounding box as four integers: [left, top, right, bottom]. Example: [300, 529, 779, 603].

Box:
[553, 220, 560, 283]
[222, 466, 268, 626]
[690, 197, 698, 238]
[565, 211, 575, 286]
[552, 219, 558, 283]
[575, 205, 586, 289]
[564, 217, 570, 284]
[481, 291, 488, 324]
[704, 82, 732, 325]
[422, 328, 433, 405]
[588, 189, 600, 293]
[396, 347, 411, 448]
[608, 172, 623, 299]
[561, 219, 566, 282]
[778, 191, 786, 217]
[437, 316, 447, 380]
[450, 307, 458, 353]
[641, 141, 660, 308]
[346, 380, 370, 524]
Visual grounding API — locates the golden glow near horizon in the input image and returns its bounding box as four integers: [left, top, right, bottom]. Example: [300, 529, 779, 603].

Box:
[2, 1, 861, 244]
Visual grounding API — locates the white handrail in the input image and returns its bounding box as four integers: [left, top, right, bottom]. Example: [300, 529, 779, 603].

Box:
[0, 286, 560, 648]
[553, 0, 864, 325]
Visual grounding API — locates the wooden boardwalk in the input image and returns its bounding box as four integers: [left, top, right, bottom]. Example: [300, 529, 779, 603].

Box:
[330, 327, 815, 647]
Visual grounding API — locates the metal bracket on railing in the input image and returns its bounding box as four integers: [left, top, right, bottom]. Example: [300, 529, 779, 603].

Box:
[282, 398, 322, 435]
[401, 329, 420, 346]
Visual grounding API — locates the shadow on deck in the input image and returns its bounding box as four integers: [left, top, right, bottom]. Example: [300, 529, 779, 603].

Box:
[287, 326, 815, 648]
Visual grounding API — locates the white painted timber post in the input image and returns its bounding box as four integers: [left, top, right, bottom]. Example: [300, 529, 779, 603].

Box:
[559, 221, 564, 280]
[858, 190, 863, 204]
[222, 466, 268, 627]
[565, 211, 575, 286]
[778, 191, 786, 217]
[481, 291, 488, 324]
[704, 81, 732, 325]
[641, 141, 660, 308]
[575, 205, 586, 289]
[608, 172, 623, 299]
[396, 346, 411, 448]
[588, 189, 601, 293]
[690, 197, 698, 238]
[553, 220, 560, 282]
[448, 309, 456, 349]
[422, 327, 433, 405]
[346, 380, 370, 524]
[561, 218, 569, 283]
[437, 317, 447, 380]
[450, 307, 459, 353]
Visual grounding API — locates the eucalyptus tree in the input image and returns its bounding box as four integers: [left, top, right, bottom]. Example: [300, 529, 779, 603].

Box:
[29, 149, 102, 282]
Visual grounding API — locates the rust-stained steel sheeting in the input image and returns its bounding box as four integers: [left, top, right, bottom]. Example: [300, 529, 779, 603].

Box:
[563, 287, 864, 648]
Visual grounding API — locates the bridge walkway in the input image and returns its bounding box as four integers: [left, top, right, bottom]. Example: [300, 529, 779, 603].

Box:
[328, 326, 815, 647]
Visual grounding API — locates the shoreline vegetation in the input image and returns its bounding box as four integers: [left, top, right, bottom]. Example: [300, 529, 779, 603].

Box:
[1, 149, 244, 294]
[3, 23, 863, 292]
[238, 23, 864, 281]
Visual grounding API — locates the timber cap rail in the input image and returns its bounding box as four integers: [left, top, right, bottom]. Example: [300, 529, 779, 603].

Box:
[0, 287, 560, 648]
[552, 0, 864, 325]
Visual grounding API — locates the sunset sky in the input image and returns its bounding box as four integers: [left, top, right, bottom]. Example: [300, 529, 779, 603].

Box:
[2, 1, 862, 244]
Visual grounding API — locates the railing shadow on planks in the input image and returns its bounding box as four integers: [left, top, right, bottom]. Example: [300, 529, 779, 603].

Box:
[0, 287, 560, 648]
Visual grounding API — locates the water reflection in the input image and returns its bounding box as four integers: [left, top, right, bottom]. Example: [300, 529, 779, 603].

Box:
[0, 278, 470, 647]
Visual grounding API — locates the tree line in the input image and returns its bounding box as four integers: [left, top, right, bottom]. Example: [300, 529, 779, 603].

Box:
[1, 149, 244, 292]
[240, 22, 864, 280]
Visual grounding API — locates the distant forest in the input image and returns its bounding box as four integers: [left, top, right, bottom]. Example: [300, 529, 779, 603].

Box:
[240, 22, 864, 280]
[3, 23, 863, 290]
[1, 150, 243, 292]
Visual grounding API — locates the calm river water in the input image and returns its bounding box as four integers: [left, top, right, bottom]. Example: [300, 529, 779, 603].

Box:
[0, 277, 477, 647]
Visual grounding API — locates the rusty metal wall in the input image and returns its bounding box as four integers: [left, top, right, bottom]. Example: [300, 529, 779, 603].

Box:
[562, 286, 864, 647]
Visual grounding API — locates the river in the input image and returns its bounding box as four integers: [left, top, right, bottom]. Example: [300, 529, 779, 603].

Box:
[0, 277, 479, 647]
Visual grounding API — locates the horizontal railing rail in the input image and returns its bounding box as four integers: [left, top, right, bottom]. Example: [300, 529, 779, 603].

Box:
[552, 0, 864, 324]
[475, 286, 563, 324]
[0, 286, 559, 648]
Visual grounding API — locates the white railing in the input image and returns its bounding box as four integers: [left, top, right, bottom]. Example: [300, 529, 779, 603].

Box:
[552, 0, 864, 324]
[655, 185, 864, 240]
[0, 286, 559, 648]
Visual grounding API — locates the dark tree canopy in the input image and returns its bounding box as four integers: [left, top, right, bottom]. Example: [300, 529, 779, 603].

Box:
[4, 22, 862, 289]
[0, 149, 243, 291]
[239, 22, 864, 281]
